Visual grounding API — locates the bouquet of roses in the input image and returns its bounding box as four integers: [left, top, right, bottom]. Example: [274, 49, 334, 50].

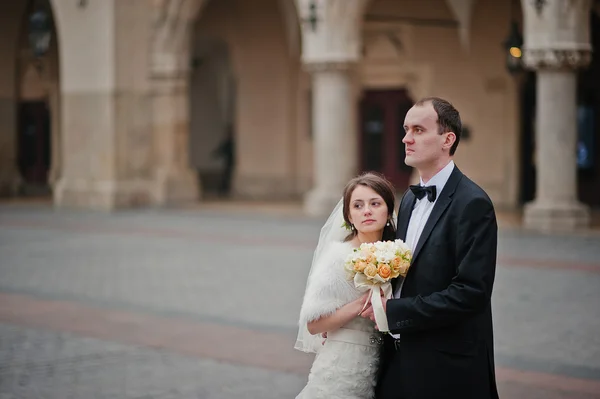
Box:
[344, 239, 412, 332]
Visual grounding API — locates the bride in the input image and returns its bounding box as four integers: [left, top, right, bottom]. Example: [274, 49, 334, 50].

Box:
[295, 172, 397, 399]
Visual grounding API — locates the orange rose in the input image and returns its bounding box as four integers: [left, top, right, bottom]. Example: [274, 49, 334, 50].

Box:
[378, 264, 392, 279]
[390, 258, 402, 273]
[399, 259, 411, 276]
[353, 260, 367, 273]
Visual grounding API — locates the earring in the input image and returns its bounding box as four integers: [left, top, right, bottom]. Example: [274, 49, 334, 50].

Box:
[386, 221, 390, 227]
[351, 224, 355, 231]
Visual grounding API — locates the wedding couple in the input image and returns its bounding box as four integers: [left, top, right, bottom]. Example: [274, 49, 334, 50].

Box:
[295, 97, 499, 399]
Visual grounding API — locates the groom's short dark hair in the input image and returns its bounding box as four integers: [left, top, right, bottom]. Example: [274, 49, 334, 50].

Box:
[415, 97, 462, 156]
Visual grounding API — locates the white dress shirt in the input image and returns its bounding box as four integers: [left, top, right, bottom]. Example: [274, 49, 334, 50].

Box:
[390, 160, 455, 338]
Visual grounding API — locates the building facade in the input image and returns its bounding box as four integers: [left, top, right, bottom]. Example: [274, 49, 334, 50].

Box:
[0, 0, 598, 231]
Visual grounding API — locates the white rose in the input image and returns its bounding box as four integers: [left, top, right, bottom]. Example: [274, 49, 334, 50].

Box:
[382, 250, 396, 263]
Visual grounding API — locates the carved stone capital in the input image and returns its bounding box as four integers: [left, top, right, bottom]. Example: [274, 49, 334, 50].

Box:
[521, 0, 593, 70]
[296, 0, 369, 65]
[150, 0, 207, 77]
[524, 48, 592, 70]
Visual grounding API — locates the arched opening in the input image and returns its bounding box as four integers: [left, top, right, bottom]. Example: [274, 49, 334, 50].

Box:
[188, 0, 303, 200]
[0, 0, 59, 198]
[190, 36, 236, 198]
[17, 0, 60, 196]
[576, 10, 600, 207]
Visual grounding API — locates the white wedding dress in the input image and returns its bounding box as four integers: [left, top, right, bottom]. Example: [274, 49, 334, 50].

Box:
[296, 241, 382, 399]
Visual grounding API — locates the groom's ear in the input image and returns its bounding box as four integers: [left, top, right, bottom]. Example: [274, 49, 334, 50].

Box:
[442, 131, 456, 151]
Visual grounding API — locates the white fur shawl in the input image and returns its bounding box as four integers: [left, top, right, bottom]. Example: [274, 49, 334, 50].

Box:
[298, 241, 363, 327]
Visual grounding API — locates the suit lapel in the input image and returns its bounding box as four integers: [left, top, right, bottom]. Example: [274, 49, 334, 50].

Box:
[411, 167, 463, 265]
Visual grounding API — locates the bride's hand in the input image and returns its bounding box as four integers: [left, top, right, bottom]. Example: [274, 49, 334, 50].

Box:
[355, 292, 371, 315]
[360, 288, 388, 323]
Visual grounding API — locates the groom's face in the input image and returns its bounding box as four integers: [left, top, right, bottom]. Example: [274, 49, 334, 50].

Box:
[402, 103, 445, 169]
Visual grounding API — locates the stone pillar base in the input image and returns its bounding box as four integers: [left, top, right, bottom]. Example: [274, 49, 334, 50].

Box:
[153, 168, 200, 206]
[54, 178, 155, 211]
[304, 188, 343, 217]
[523, 201, 590, 231]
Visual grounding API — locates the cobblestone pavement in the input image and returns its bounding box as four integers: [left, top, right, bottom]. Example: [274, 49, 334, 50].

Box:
[1, 203, 600, 398]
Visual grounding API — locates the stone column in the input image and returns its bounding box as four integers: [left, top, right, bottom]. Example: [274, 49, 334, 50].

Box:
[304, 62, 357, 215]
[54, 0, 157, 210]
[149, 0, 204, 205]
[296, 0, 368, 215]
[521, 0, 593, 231]
[151, 70, 199, 205]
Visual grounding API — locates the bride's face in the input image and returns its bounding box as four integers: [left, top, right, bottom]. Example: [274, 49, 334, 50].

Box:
[348, 185, 389, 235]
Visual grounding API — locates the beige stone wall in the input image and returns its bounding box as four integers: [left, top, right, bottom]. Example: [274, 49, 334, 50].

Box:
[193, 0, 303, 199]
[361, 0, 521, 208]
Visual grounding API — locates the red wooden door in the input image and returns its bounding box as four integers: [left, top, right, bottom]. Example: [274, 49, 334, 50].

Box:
[359, 89, 414, 191]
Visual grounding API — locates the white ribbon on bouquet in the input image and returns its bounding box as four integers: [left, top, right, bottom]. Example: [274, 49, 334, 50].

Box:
[354, 274, 394, 332]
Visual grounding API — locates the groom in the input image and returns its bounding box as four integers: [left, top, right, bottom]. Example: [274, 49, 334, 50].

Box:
[361, 97, 499, 399]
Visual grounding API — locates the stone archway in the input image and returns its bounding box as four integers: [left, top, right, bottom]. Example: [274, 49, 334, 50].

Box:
[0, 0, 60, 197]
[151, 0, 304, 202]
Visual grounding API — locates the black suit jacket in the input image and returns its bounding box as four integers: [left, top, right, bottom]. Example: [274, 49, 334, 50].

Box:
[376, 166, 500, 399]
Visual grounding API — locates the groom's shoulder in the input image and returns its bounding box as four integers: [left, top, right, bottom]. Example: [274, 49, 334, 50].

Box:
[456, 171, 494, 207]
[398, 187, 411, 203]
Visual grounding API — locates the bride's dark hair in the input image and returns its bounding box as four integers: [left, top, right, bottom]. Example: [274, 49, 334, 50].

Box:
[342, 172, 397, 242]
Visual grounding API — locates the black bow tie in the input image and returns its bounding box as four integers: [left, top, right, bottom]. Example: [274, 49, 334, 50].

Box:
[409, 185, 437, 202]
